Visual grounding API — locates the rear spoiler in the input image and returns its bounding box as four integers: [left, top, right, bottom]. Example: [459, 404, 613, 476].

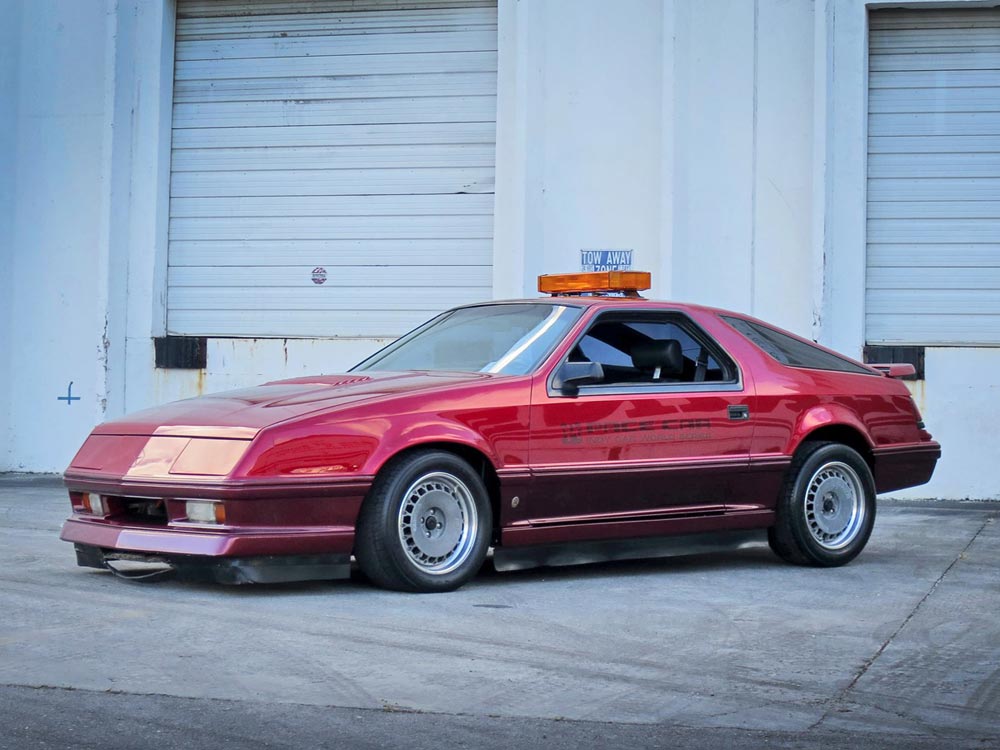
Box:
[869, 363, 916, 379]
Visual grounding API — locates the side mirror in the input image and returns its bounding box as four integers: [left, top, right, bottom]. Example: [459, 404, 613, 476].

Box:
[552, 361, 604, 395]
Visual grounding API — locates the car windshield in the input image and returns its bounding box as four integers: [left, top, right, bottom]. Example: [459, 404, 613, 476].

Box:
[354, 303, 582, 375]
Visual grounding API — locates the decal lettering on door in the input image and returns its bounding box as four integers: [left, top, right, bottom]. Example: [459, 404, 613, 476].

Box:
[561, 419, 711, 445]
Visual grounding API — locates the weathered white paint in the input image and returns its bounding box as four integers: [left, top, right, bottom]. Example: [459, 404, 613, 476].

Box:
[0, 0, 19, 468]
[493, 0, 666, 298]
[894, 348, 1000, 500]
[1, 0, 998, 500]
[0, 0, 114, 471]
[147, 338, 391, 406]
[752, 0, 815, 336]
[672, 0, 755, 313]
[669, 0, 815, 335]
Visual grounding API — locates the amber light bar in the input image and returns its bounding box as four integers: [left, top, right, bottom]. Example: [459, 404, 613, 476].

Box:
[538, 271, 652, 296]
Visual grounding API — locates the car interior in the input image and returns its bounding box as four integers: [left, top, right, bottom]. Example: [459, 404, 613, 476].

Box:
[568, 317, 732, 385]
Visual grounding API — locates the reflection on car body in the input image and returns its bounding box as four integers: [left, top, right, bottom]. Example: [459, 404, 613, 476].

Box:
[61, 272, 940, 592]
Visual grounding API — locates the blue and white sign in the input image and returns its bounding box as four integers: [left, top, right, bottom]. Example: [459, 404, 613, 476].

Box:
[580, 249, 633, 272]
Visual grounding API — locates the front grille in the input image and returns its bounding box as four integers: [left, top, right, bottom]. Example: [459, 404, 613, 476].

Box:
[115, 497, 169, 526]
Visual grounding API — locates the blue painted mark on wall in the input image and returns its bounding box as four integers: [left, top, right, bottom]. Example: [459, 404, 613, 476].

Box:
[580, 249, 633, 272]
[57, 382, 80, 406]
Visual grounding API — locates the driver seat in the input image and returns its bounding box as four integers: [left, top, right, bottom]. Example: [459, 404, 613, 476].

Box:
[630, 340, 684, 381]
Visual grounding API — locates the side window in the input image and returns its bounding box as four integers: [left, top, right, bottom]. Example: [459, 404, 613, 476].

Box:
[722, 316, 875, 375]
[570, 314, 735, 386]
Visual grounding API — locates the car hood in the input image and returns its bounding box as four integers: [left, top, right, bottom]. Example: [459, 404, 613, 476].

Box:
[93, 371, 500, 437]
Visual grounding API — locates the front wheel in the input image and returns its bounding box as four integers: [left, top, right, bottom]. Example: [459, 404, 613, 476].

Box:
[355, 450, 492, 592]
[769, 441, 876, 567]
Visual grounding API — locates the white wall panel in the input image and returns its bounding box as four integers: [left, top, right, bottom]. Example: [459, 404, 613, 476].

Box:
[671, 0, 755, 312]
[176, 51, 496, 80]
[868, 244, 1000, 267]
[170, 168, 495, 198]
[866, 8, 1000, 346]
[172, 122, 496, 148]
[181, 8, 495, 38]
[0, 0, 115, 471]
[175, 30, 496, 59]
[169, 265, 490, 287]
[749, 0, 815, 336]
[170, 238, 492, 266]
[172, 97, 496, 128]
[169, 0, 497, 337]
[180, 1, 496, 18]
[170, 194, 493, 217]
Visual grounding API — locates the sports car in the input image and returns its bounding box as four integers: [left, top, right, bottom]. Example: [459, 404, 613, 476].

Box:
[61, 271, 940, 592]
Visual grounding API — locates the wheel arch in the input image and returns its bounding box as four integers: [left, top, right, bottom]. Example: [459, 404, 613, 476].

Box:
[366, 440, 503, 545]
[795, 424, 875, 470]
[788, 406, 875, 469]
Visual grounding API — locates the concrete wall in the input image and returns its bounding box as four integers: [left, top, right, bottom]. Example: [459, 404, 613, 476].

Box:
[671, 0, 815, 335]
[1, 0, 113, 471]
[0, 0, 21, 469]
[522, 0, 666, 295]
[494, 0, 667, 299]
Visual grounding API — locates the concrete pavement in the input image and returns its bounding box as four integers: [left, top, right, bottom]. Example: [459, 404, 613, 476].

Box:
[1, 475, 997, 748]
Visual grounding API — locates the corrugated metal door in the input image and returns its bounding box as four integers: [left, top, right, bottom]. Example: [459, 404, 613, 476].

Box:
[867, 9, 1000, 345]
[168, 0, 497, 337]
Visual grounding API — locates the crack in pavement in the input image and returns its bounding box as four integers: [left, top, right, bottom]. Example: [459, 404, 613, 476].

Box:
[809, 514, 996, 731]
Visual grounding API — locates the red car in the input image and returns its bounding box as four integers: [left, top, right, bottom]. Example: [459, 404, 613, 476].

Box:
[61, 272, 940, 592]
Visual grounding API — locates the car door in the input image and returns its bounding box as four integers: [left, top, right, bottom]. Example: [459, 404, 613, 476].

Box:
[521, 309, 754, 530]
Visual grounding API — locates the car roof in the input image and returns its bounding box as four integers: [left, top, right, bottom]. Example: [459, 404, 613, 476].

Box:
[456, 296, 736, 317]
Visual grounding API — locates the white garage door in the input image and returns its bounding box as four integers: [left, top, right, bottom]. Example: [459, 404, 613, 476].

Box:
[168, 0, 497, 337]
[867, 8, 1000, 345]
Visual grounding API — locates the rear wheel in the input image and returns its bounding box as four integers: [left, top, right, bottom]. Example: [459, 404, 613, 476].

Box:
[355, 450, 492, 592]
[768, 441, 876, 567]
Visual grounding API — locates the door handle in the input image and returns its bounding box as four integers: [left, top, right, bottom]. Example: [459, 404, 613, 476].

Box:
[728, 405, 750, 421]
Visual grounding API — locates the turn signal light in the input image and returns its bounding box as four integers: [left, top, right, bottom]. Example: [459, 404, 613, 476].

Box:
[538, 271, 651, 296]
[81, 493, 106, 516]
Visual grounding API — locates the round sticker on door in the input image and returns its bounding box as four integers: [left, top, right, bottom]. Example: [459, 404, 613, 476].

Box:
[311, 267, 327, 285]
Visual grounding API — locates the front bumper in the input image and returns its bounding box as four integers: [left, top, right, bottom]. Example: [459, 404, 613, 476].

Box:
[60, 471, 372, 583]
[73, 543, 350, 584]
[61, 516, 355, 584]
[60, 515, 355, 557]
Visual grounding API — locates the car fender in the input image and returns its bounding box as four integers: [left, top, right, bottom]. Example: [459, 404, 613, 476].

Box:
[786, 404, 874, 457]
[360, 418, 502, 478]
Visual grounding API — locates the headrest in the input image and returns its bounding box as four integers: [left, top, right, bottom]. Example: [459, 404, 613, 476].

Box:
[631, 339, 684, 376]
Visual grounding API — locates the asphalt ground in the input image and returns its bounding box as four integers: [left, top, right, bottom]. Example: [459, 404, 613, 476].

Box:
[1, 475, 997, 749]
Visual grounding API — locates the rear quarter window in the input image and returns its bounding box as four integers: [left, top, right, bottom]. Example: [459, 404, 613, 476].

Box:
[722, 316, 875, 375]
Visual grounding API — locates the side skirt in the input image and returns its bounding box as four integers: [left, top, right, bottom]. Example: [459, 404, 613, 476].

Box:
[492, 528, 768, 572]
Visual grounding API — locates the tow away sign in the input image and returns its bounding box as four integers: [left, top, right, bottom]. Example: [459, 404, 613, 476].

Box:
[580, 249, 633, 272]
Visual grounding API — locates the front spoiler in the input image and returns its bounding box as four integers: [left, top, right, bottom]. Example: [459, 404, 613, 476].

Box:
[60, 516, 355, 557]
[73, 544, 350, 584]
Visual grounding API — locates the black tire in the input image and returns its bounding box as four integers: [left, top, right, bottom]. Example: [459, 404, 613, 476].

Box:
[354, 450, 492, 592]
[768, 441, 876, 567]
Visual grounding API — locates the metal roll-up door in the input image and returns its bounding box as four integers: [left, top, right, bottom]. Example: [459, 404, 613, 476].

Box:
[867, 8, 1000, 345]
[168, 0, 497, 338]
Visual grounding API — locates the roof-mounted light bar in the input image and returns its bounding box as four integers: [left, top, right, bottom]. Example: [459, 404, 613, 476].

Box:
[538, 271, 651, 297]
